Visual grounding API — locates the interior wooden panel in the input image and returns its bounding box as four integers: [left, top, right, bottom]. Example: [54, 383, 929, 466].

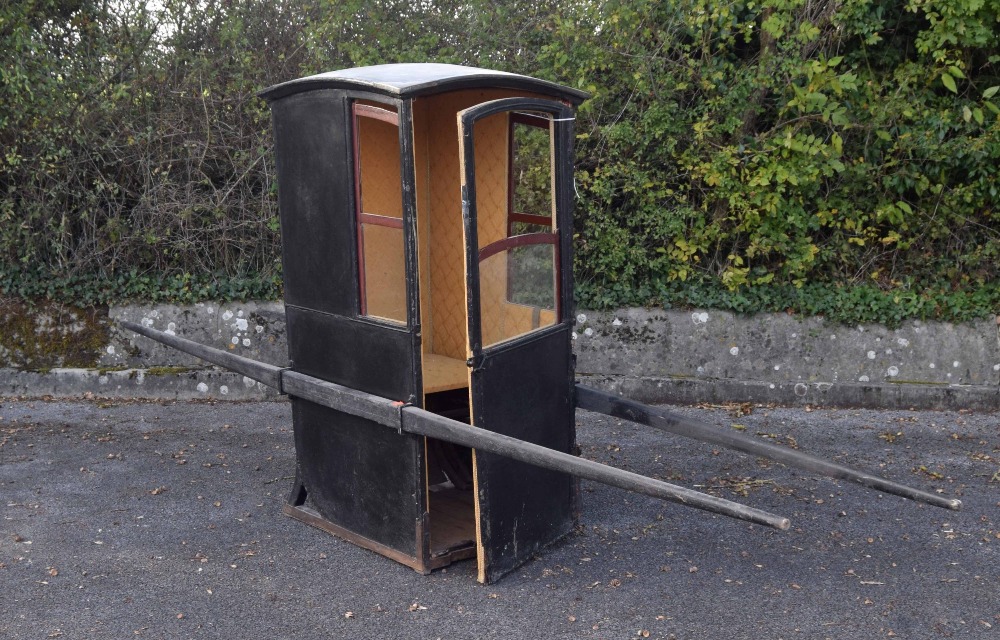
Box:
[420, 91, 475, 361]
[428, 488, 476, 557]
[421, 353, 469, 393]
[412, 89, 535, 363]
[410, 89, 553, 580]
[411, 99, 434, 351]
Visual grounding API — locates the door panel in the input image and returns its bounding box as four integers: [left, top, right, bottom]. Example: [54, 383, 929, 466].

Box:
[469, 328, 576, 583]
[458, 98, 578, 583]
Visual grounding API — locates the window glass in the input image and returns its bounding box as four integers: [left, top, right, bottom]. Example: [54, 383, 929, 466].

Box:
[510, 113, 554, 231]
[508, 243, 556, 309]
[479, 246, 557, 347]
[360, 221, 406, 322]
[474, 110, 559, 348]
[355, 104, 406, 324]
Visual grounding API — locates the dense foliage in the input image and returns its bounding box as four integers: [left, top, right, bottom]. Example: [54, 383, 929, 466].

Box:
[554, 0, 1000, 313]
[2, 0, 998, 325]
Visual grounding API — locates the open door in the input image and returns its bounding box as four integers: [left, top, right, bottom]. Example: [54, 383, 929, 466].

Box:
[459, 98, 578, 583]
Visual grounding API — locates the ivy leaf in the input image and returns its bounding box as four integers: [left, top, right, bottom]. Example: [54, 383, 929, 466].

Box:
[941, 72, 958, 94]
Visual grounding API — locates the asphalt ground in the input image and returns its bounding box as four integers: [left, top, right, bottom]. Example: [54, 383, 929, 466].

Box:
[1, 398, 997, 639]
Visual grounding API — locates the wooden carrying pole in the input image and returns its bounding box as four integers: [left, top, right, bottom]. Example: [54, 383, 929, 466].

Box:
[121, 322, 791, 530]
[121, 321, 286, 389]
[575, 384, 962, 511]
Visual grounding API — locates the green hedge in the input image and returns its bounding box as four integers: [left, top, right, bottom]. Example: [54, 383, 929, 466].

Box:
[2, 0, 999, 326]
[553, 0, 1000, 305]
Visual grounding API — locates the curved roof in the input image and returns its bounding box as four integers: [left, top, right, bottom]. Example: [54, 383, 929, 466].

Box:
[260, 63, 589, 104]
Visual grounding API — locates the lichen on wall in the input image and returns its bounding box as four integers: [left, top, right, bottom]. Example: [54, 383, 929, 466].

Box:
[0, 299, 110, 370]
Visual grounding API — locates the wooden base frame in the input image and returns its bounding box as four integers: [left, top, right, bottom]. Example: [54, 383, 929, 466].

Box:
[284, 473, 475, 574]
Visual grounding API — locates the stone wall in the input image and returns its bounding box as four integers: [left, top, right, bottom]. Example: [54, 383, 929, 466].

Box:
[2, 300, 998, 409]
[572, 309, 1000, 410]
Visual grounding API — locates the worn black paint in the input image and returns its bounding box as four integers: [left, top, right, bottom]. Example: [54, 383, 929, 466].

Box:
[283, 306, 425, 556]
[285, 306, 414, 402]
[137, 66, 611, 578]
[270, 90, 357, 316]
[267, 80, 427, 566]
[471, 328, 577, 582]
[293, 399, 422, 554]
[397, 98, 425, 408]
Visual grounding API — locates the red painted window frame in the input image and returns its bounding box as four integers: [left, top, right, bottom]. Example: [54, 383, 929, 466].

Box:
[506, 112, 555, 237]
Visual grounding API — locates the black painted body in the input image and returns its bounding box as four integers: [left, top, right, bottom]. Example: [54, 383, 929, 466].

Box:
[270, 90, 357, 316]
[261, 64, 588, 580]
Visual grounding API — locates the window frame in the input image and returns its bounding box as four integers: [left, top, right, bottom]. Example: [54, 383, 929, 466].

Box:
[460, 96, 575, 355]
[352, 102, 406, 323]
